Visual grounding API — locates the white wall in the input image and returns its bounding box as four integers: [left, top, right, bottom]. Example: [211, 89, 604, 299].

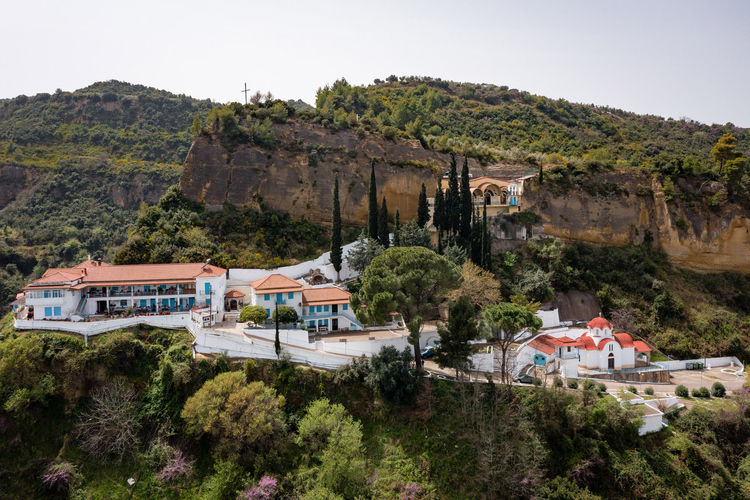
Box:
[228, 241, 360, 284]
[471, 351, 495, 373]
[653, 356, 743, 371]
[536, 308, 560, 329]
[15, 313, 190, 336]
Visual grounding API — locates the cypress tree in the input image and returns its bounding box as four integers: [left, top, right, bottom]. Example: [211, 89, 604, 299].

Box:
[447, 153, 460, 236]
[394, 209, 401, 246]
[459, 155, 472, 240]
[368, 159, 378, 242]
[482, 197, 491, 270]
[417, 183, 429, 228]
[471, 207, 481, 265]
[538, 162, 544, 184]
[274, 302, 281, 359]
[378, 197, 389, 249]
[330, 175, 342, 281]
[433, 178, 445, 229]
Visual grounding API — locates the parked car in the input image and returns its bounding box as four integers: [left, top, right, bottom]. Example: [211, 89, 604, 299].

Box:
[421, 345, 438, 359]
[513, 373, 534, 384]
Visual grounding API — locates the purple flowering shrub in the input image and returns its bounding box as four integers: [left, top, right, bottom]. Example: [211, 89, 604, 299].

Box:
[240, 475, 277, 500]
[41, 461, 78, 492]
[155, 451, 195, 484]
[400, 482, 422, 500]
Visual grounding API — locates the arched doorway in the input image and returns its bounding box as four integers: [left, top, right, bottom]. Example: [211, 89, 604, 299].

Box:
[501, 191, 508, 205]
[484, 191, 493, 205]
[230, 299, 238, 311]
[608, 353, 615, 370]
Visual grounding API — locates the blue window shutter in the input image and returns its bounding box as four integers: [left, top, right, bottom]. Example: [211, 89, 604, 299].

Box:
[317, 305, 322, 313]
[45, 307, 52, 316]
[144, 285, 150, 291]
[277, 293, 283, 302]
[54, 307, 61, 316]
[324, 305, 329, 312]
[288, 292, 294, 299]
[343, 304, 348, 310]
[266, 309, 270, 316]
[205, 283, 210, 295]
[264, 294, 270, 301]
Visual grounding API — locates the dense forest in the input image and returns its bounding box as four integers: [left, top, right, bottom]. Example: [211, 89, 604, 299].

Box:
[2, 317, 750, 500]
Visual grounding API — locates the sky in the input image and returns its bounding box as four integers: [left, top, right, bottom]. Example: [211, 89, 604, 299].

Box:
[3, 0, 749, 126]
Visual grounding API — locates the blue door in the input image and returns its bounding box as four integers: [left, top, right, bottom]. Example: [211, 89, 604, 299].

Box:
[170, 298, 176, 309]
[188, 297, 195, 308]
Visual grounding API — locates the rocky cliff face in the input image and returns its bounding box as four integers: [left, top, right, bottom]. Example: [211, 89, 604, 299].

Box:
[523, 172, 750, 273]
[180, 122, 497, 226]
[181, 122, 750, 274]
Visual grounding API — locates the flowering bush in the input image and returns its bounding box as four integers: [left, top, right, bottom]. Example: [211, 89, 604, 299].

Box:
[400, 482, 422, 500]
[155, 451, 195, 484]
[240, 475, 277, 500]
[41, 461, 80, 493]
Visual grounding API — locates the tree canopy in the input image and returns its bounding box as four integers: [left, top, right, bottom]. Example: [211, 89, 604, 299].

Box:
[352, 246, 461, 365]
[239, 305, 268, 324]
[181, 371, 285, 459]
[434, 295, 481, 378]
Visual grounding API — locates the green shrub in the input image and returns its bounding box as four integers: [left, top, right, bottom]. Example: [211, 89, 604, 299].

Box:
[711, 382, 726, 398]
[567, 379, 578, 390]
[645, 386, 654, 395]
[533, 377, 542, 386]
[691, 387, 710, 398]
[553, 377, 563, 388]
[582, 379, 595, 391]
[675, 385, 689, 397]
[272, 305, 298, 324]
[382, 126, 397, 140]
[597, 383, 607, 394]
[627, 385, 637, 394]
[239, 305, 268, 324]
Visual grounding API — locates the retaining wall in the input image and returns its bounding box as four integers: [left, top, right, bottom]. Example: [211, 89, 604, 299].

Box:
[14, 314, 190, 337]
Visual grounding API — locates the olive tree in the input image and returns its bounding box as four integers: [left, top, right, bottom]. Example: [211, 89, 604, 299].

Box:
[351, 246, 461, 367]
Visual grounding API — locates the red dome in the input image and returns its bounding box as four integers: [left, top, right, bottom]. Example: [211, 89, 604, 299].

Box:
[587, 317, 613, 330]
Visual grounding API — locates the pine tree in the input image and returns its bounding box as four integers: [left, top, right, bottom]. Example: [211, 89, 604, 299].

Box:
[447, 153, 460, 236]
[394, 209, 402, 246]
[459, 155, 472, 240]
[378, 197, 390, 249]
[417, 183, 429, 228]
[368, 159, 379, 242]
[330, 175, 342, 281]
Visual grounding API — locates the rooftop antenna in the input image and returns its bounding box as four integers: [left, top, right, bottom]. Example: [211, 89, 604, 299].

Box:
[202, 258, 211, 269]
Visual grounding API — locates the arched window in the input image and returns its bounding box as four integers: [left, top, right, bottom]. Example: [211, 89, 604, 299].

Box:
[609, 343, 614, 352]
[500, 191, 507, 204]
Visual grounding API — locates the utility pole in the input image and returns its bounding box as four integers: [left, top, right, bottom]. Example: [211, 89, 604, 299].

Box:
[241, 82, 251, 105]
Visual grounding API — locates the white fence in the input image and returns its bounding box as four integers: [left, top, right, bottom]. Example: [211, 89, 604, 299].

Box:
[244, 327, 413, 357]
[14, 314, 190, 337]
[653, 356, 743, 372]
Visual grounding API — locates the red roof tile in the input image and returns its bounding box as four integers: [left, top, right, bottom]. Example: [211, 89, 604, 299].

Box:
[249, 274, 303, 293]
[302, 287, 351, 306]
[528, 337, 554, 355]
[27, 262, 226, 290]
[633, 341, 652, 352]
[614, 333, 635, 349]
[577, 333, 598, 351]
[225, 289, 245, 298]
[587, 317, 613, 330]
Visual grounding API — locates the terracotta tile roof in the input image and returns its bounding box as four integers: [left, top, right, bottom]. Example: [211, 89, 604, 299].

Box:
[633, 341, 652, 352]
[27, 262, 226, 290]
[598, 338, 616, 351]
[225, 289, 245, 299]
[249, 274, 303, 293]
[587, 317, 613, 330]
[587, 317, 613, 329]
[302, 287, 351, 306]
[614, 333, 635, 349]
[528, 336, 554, 355]
[547, 336, 584, 348]
[577, 333, 598, 351]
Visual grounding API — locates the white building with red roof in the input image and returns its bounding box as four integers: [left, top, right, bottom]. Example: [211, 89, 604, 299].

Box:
[23, 259, 227, 322]
[527, 333, 584, 377]
[576, 317, 652, 371]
